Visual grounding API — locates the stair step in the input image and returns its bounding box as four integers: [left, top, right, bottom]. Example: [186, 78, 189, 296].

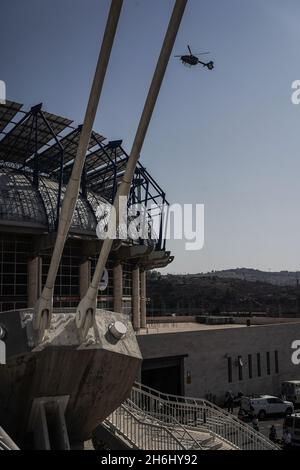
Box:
[207, 442, 224, 450]
[199, 436, 214, 446]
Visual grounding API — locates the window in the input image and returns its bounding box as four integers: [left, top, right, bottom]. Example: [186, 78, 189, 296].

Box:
[274, 398, 283, 404]
[227, 357, 232, 383]
[238, 356, 243, 381]
[123, 299, 132, 315]
[248, 354, 253, 379]
[274, 350, 279, 374]
[257, 353, 261, 377]
[42, 242, 81, 308]
[123, 262, 133, 296]
[267, 398, 282, 404]
[0, 235, 31, 311]
[266, 352, 271, 375]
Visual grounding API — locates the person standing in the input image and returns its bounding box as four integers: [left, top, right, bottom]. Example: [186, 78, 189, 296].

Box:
[225, 390, 234, 413]
[252, 416, 259, 432]
[269, 425, 277, 443]
[283, 429, 292, 450]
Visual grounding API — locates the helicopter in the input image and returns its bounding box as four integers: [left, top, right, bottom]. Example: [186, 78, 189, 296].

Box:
[175, 45, 214, 70]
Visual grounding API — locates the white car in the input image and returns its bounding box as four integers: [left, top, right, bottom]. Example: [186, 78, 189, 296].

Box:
[240, 395, 294, 419]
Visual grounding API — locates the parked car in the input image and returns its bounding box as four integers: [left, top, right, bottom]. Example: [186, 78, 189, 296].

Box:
[240, 395, 294, 420]
[283, 413, 300, 447]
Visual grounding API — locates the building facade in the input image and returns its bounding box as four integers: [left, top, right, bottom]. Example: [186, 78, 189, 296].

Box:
[137, 318, 300, 403]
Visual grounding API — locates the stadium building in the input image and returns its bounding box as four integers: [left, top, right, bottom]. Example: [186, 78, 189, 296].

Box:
[0, 101, 173, 328]
[1, 100, 299, 406]
[1, 102, 297, 452]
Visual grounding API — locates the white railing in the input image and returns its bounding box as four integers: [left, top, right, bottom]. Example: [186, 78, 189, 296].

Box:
[124, 399, 208, 449]
[0, 427, 19, 450]
[107, 403, 190, 450]
[131, 383, 280, 451]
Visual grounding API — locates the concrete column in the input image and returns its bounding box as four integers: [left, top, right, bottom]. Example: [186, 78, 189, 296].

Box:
[80, 259, 91, 299]
[140, 270, 147, 328]
[132, 266, 140, 331]
[28, 256, 42, 308]
[113, 263, 123, 313]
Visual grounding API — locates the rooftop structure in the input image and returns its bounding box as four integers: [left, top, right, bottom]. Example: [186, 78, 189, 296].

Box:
[0, 100, 169, 251]
[138, 321, 247, 335]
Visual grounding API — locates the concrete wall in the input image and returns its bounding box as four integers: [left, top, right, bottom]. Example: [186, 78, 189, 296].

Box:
[137, 322, 300, 404]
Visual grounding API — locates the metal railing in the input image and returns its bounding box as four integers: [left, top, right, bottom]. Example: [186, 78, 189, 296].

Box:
[124, 399, 210, 449]
[131, 383, 280, 450]
[107, 403, 190, 450]
[0, 427, 19, 450]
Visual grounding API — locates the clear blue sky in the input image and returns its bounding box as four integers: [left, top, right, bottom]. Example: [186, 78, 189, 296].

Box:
[1, 0, 300, 274]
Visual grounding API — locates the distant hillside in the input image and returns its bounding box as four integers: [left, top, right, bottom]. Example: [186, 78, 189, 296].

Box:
[202, 268, 300, 286]
[147, 269, 300, 317]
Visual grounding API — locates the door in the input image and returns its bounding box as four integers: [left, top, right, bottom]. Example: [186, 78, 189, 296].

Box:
[267, 398, 284, 414]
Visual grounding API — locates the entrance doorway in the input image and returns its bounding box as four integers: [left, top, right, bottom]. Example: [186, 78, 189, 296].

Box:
[141, 356, 185, 396]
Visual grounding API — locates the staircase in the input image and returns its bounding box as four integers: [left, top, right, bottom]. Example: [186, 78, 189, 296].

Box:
[100, 383, 279, 451]
[102, 400, 227, 450]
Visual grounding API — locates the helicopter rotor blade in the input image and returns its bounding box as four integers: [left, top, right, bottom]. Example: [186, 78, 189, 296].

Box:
[194, 52, 211, 56]
[174, 55, 183, 57]
[187, 45, 192, 55]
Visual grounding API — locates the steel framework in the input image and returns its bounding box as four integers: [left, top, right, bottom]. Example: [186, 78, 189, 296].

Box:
[0, 101, 168, 249]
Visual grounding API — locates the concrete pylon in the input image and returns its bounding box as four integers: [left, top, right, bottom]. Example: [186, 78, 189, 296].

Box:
[132, 266, 140, 331]
[33, 0, 124, 343]
[113, 263, 123, 313]
[28, 256, 42, 308]
[76, 0, 188, 339]
[140, 269, 147, 328]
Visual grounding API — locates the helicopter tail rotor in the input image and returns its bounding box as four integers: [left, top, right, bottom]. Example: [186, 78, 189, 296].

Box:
[197, 58, 214, 70]
[205, 61, 214, 70]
